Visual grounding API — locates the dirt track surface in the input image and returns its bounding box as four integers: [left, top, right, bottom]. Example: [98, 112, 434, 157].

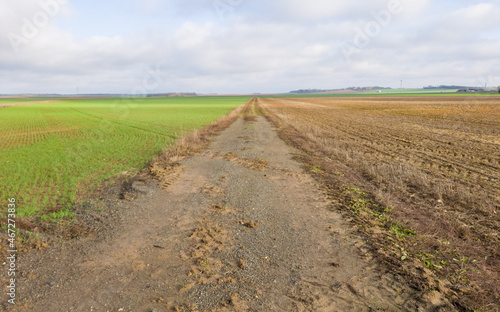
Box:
[8, 115, 453, 311]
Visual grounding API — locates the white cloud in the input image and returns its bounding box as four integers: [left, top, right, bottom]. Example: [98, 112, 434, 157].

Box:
[452, 3, 495, 21]
[397, 0, 430, 19]
[1, 0, 499, 94]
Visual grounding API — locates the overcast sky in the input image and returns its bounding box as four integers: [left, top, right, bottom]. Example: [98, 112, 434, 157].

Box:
[1, 0, 499, 94]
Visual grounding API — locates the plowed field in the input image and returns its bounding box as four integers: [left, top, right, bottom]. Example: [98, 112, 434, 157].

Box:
[260, 96, 500, 310]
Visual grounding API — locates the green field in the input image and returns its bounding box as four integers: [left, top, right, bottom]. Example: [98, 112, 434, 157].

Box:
[0, 96, 248, 219]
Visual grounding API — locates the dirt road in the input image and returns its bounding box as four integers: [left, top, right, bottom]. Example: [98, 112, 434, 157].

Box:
[8, 113, 453, 311]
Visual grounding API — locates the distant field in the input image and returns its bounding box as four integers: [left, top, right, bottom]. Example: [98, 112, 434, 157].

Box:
[362, 88, 459, 94]
[0, 98, 58, 105]
[0, 96, 248, 218]
[276, 90, 499, 98]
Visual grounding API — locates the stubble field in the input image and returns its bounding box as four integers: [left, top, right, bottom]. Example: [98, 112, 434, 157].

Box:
[259, 95, 500, 310]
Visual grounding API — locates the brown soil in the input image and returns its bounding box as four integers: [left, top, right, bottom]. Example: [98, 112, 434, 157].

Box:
[258, 96, 500, 311]
[2, 100, 455, 311]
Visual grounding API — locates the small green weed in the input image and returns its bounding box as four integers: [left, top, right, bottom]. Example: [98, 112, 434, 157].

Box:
[344, 186, 366, 197]
[383, 206, 394, 213]
[310, 165, 324, 174]
[350, 198, 368, 213]
[389, 222, 416, 238]
[421, 252, 444, 270]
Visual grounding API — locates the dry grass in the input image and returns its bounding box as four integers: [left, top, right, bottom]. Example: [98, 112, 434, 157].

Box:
[259, 96, 500, 311]
[241, 97, 258, 122]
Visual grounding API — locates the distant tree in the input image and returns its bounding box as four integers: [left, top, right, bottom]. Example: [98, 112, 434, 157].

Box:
[498, 86, 500, 93]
